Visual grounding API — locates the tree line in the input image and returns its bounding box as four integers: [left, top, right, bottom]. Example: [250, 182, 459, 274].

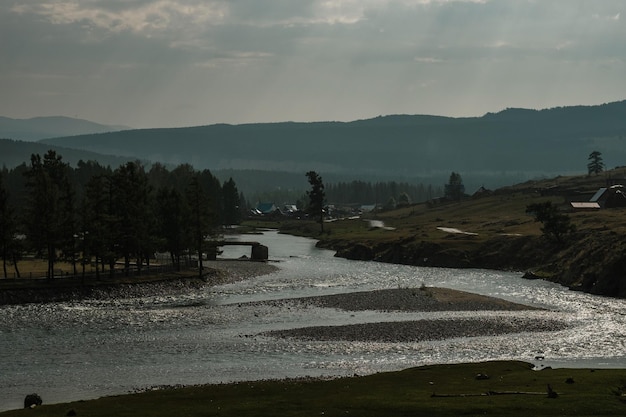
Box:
[0, 151, 243, 279]
[323, 180, 442, 207]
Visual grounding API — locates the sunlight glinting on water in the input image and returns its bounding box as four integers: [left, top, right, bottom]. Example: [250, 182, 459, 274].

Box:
[1, 230, 626, 411]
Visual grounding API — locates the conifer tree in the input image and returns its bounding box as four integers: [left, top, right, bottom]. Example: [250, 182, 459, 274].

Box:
[186, 175, 213, 277]
[222, 177, 241, 226]
[156, 187, 190, 271]
[23, 151, 74, 279]
[0, 171, 17, 278]
[445, 172, 464, 201]
[306, 171, 325, 233]
[82, 173, 115, 278]
[587, 151, 604, 175]
[112, 162, 151, 276]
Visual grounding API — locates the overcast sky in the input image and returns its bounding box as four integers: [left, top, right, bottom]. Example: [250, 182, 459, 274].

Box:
[2, 0, 625, 128]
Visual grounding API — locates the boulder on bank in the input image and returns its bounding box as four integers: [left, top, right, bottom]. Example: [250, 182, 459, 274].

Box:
[335, 243, 375, 261]
[24, 393, 42, 408]
[522, 271, 541, 280]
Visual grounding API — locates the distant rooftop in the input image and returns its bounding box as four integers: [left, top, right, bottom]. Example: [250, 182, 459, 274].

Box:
[589, 188, 607, 202]
[571, 202, 601, 209]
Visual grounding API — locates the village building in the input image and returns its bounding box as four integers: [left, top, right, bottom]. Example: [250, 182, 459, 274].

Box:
[252, 202, 279, 215]
[570, 185, 626, 209]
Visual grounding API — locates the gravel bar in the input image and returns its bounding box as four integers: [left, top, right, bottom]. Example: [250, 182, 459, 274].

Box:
[283, 287, 539, 312]
[255, 287, 568, 343]
[266, 316, 568, 342]
[205, 259, 279, 285]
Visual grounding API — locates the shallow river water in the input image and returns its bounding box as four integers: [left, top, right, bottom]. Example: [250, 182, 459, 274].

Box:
[1, 230, 626, 410]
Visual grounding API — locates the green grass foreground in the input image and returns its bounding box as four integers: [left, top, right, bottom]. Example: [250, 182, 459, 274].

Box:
[4, 361, 626, 416]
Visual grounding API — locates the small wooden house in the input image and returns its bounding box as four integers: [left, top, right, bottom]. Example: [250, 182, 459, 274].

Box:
[571, 185, 626, 209]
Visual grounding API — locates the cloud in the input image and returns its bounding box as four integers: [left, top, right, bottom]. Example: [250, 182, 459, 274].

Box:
[414, 57, 444, 63]
[593, 11, 621, 21]
[2, 0, 626, 127]
[11, 1, 227, 34]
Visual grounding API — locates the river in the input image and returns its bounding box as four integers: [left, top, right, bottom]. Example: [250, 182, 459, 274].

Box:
[1, 230, 626, 411]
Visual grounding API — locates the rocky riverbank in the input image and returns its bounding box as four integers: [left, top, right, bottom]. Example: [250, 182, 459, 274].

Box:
[205, 259, 279, 284]
[0, 260, 279, 305]
[317, 231, 626, 299]
[321, 235, 548, 271]
[0, 275, 206, 305]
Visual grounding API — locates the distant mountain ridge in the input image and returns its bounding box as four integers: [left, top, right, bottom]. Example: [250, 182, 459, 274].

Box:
[36, 100, 626, 190]
[0, 116, 130, 141]
[0, 139, 143, 171]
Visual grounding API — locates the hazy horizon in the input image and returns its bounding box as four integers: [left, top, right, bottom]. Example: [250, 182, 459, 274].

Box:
[3, 1, 626, 128]
[3, 98, 626, 132]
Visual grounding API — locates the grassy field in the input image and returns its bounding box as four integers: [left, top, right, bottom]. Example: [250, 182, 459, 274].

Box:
[257, 169, 626, 239]
[0, 258, 205, 294]
[274, 179, 626, 247]
[3, 361, 626, 416]
[1, 259, 96, 280]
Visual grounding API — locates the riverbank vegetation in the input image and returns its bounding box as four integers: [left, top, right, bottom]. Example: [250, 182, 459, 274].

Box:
[3, 361, 626, 416]
[0, 151, 244, 280]
[248, 168, 626, 298]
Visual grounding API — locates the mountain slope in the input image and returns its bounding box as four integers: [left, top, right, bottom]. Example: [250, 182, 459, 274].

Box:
[0, 139, 141, 170]
[39, 101, 626, 188]
[0, 116, 130, 141]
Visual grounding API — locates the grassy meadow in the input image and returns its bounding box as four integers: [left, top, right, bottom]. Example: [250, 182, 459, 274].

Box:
[273, 171, 626, 247]
[0, 258, 202, 293]
[2, 361, 626, 416]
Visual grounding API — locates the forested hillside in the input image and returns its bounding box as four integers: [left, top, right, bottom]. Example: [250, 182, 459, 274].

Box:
[0, 144, 442, 208]
[4, 101, 626, 208]
[0, 139, 138, 170]
[40, 101, 626, 191]
[213, 169, 443, 207]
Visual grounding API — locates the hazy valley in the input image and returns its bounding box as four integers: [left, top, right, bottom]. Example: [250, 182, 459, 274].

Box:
[2, 100, 626, 201]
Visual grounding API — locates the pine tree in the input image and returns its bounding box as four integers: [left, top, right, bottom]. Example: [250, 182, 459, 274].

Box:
[112, 162, 151, 276]
[587, 151, 604, 175]
[445, 172, 465, 202]
[23, 151, 74, 279]
[0, 171, 17, 278]
[186, 175, 213, 277]
[156, 187, 190, 271]
[306, 171, 325, 233]
[81, 170, 121, 278]
[222, 177, 241, 226]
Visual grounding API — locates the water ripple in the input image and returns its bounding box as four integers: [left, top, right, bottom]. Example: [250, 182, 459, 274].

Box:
[1, 230, 626, 411]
